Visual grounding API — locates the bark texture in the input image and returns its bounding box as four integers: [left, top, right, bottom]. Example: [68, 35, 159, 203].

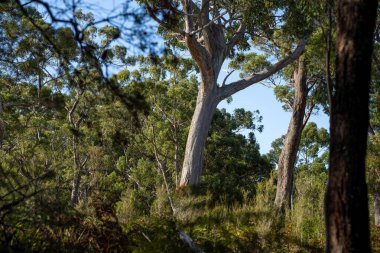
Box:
[325, 0, 378, 252]
[274, 57, 308, 213]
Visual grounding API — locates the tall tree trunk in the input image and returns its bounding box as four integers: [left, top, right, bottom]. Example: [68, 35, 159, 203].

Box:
[274, 57, 308, 213]
[71, 169, 81, 205]
[71, 135, 81, 205]
[375, 192, 380, 227]
[0, 97, 4, 147]
[326, 0, 333, 114]
[174, 125, 180, 188]
[325, 0, 377, 252]
[179, 84, 219, 188]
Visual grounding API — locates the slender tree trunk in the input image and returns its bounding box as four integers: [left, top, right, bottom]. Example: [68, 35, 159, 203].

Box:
[71, 170, 81, 205]
[274, 57, 308, 213]
[174, 128, 180, 188]
[325, 0, 377, 251]
[71, 135, 81, 205]
[326, 0, 333, 114]
[179, 84, 219, 188]
[0, 97, 4, 147]
[375, 192, 380, 227]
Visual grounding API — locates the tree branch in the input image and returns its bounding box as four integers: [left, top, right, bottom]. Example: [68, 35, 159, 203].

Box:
[221, 70, 235, 86]
[303, 102, 315, 130]
[219, 39, 307, 100]
[181, 0, 195, 34]
[226, 23, 245, 53]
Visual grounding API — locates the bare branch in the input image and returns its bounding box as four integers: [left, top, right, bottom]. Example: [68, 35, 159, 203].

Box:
[66, 99, 79, 125]
[221, 70, 235, 86]
[303, 101, 315, 130]
[179, 230, 205, 253]
[80, 156, 88, 168]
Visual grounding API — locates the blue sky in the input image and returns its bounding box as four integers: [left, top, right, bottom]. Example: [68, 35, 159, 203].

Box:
[217, 78, 329, 154]
[48, 0, 330, 154]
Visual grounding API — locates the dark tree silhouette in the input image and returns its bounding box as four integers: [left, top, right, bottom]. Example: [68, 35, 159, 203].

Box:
[325, 0, 378, 251]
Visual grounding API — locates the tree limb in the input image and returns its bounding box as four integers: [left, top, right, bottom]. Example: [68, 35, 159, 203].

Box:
[303, 102, 315, 130]
[226, 23, 245, 54]
[221, 70, 235, 86]
[219, 39, 307, 100]
[178, 229, 205, 253]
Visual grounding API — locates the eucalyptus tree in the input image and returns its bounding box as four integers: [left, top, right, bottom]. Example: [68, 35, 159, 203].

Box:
[268, 121, 329, 211]
[273, 57, 308, 213]
[297, 122, 329, 171]
[223, 0, 331, 212]
[325, 0, 378, 251]
[255, 1, 331, 213]
[142, 0, 309, 187]
[272, 48, 329, 212]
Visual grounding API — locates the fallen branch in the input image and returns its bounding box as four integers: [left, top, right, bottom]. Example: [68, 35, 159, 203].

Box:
[178, 228, 205, 253]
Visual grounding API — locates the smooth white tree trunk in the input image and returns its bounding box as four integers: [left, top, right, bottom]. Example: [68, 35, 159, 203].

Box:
[179, 87, 219, 188]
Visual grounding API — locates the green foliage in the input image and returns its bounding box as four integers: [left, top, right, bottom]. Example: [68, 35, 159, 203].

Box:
[298, 122, 329, 171]
[288, 170, 326, 249]
[229, 52, 271, 78]
[267, 122, 329, 173]
[202, 108, 270, 205]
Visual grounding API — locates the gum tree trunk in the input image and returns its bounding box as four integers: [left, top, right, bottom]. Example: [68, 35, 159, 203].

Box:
[179, 84, 219, 187]
[274, 57, 307, 213]
[325, 0, 377, 251]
